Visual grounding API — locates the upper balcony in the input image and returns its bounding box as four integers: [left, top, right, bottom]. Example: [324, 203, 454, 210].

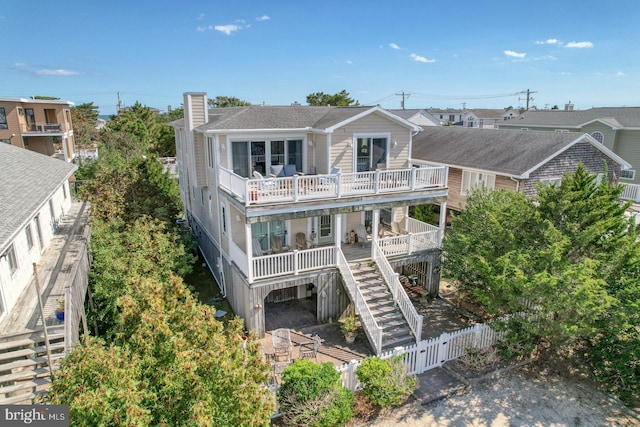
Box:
[219, 165, 448, 207]
[21, 123, 68, 136]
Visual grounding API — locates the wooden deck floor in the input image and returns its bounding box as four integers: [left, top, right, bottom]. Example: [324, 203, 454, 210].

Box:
[0, 201, 90, 335]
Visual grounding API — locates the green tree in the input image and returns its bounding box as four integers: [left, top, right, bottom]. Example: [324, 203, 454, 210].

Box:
[208, 96, 251, 108]
[442, 165, 640, 404]
[73, 102, 100, 125]
[306, 90, 360, 106]
[278, 359, 353, 427]
[53, 276, 274, 426]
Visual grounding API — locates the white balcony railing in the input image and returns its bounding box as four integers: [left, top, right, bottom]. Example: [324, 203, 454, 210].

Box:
[620, 183, 640, 202]
[252, 246, 336, 281]
[218, 165, 447, 206]
[336, 249, 383, 355]
[372, 240, 423, 342]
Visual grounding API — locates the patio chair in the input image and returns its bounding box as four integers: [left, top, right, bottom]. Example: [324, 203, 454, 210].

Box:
[299, 334, 321, 360]
[272, 328, 292, 362]
[356, 224, 368, 248]
[271, 235, 289, 253]
[295, 232, 308, 250]
[319, 167, 341, 186]
[252, 239, 265, 257]
[253, 171, 276, 190]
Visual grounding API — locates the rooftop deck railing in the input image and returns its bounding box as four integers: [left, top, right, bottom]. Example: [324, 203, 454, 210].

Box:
[218, 165, 447, 206]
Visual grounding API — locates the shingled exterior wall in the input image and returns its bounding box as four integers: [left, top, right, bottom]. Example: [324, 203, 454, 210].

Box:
[524, 141, 623, 196]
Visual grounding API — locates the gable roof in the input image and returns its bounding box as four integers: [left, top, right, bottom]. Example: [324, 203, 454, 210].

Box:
[0, 144, 76, 254]
[463, 109, 509, 118]
[411, 127, 630, 178]
[499, 107, 640, 129]
[191, 105, 420, 133]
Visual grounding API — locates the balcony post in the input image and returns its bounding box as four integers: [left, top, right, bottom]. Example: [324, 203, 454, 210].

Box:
[410, 167, 417, 190]
[438, 200, 447, 246]
[336, 173, 342, 198]
[374, 170, 380, 193]
[246, 223, 254, 283]
[293, 250, 299, 275]
[334, 213, 342, 264]
[293, 175, 299, 202]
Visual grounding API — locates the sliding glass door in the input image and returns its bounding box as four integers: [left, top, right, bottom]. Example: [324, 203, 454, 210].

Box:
[356, 137, 387, 172]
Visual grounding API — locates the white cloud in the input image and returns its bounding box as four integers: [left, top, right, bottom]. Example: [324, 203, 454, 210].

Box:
[256, 15, 270, 21]
[389, 42, 401, 50]
[196, 25, 213, 32]
[615, 71, 628, 77]
[565, 41, 593, 48]
[561, 72, 573, 76]
[504, 50, 526, 59]
[215, 24, 240, 35]
[35, 69, 79, 76]
[536, 38, 559, 45]
[410, 53, 435, 63]
[346, 60, 352, 65]
[197, 13, 205, 20]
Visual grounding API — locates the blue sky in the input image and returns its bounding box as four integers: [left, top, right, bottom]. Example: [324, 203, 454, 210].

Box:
[1, 1, 638, 115]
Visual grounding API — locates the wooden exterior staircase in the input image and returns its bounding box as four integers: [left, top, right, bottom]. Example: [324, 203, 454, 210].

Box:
[0, 326, 65, 404]
[348, 260, 416, 352]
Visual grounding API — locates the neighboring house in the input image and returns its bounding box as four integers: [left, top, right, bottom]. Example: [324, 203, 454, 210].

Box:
[0, 97, 76, 162]
[171, 93, 450, 354]
[498, 107, 640, 191]
[0, 143, 76, 324]
[412, 127, 631, 213]
[388, 109, 441, 127]
[461, 108, 519, 129]
[425, 108, 464, 125]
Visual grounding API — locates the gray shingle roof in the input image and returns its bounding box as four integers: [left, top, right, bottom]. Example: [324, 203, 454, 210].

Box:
[465, 109, 509, 118]
[412, 127, 588, 177]
[500, 107, 640, 128]
[196, 105, 375, 131]
[0, 144, 76, 254]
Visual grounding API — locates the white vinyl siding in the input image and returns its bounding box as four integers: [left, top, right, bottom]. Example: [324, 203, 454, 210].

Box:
[461, 170, 495, 195]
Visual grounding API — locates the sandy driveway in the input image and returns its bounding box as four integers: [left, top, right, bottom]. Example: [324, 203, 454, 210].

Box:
[362, 369, 639, 427]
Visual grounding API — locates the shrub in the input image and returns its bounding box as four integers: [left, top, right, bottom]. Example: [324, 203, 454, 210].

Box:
[277, 359, 354, 427]
[355, 356, 417, 408]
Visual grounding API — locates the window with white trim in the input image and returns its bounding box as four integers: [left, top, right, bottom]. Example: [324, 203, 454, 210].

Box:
[25, 224, 34, 250]
[207, 137, 215, 169]
[461, 171, 496, 195]
[620, 169, 635, 180]
[540, 177, 562, 187]
[591, 131, 604, 144]
[220, 205, 227, 235]
[554, 129, 570, 133]
[6, 245, 18, 275]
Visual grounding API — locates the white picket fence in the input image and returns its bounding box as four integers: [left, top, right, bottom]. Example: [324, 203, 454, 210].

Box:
[336, 321, 503, 392]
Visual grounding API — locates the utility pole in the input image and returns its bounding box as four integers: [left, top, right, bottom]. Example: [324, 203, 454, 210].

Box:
[116, 92, 123, 113]
[518, 89, 537, 110]
[395, 91, 410, 109]
[462, 102, 466, 110]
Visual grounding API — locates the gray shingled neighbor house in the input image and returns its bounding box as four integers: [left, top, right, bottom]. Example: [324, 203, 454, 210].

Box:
[411, 126, 631, 214]
[498, 107, 640, 192]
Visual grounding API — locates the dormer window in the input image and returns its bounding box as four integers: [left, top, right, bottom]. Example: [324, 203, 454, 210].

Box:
[591, 131, 604, 144]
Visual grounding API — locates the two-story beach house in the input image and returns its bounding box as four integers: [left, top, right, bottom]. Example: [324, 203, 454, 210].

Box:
[172, 93, 449, 354]
[0, 97, 76, 162]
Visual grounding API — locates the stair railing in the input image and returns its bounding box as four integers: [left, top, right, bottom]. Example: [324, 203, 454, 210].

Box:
[336, 249, 383, 354]
[372, 240, 423, 342]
